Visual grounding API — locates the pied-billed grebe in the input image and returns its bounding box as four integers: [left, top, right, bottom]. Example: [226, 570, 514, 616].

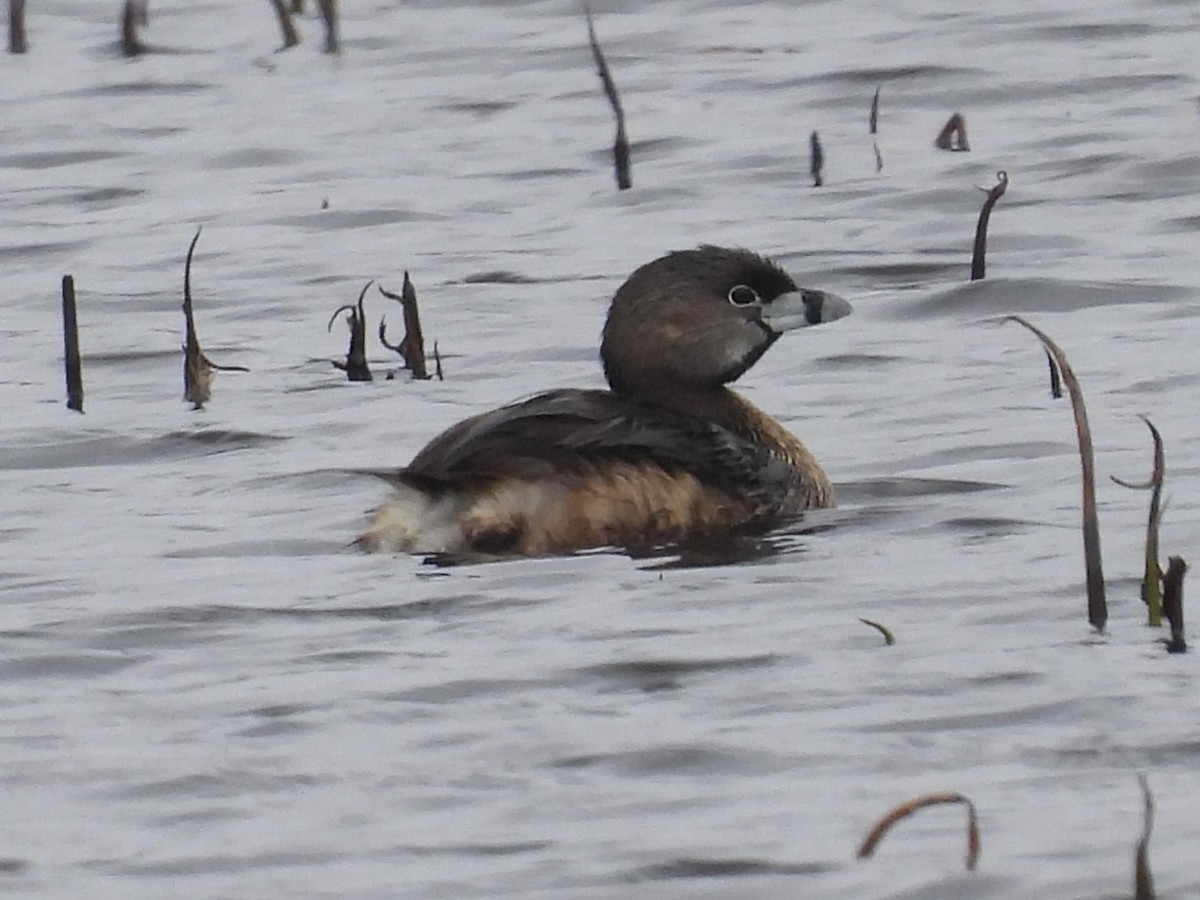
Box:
[360, 245, 851, 557]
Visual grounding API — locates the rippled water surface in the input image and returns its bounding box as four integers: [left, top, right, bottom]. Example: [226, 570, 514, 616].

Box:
[4, 1, 1200, 897]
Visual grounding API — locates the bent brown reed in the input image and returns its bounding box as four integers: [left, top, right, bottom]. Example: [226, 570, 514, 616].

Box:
[1006, 316, 1106, 632]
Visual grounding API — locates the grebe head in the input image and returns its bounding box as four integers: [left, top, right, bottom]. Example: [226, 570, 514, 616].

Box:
[600, 245, 852, 397]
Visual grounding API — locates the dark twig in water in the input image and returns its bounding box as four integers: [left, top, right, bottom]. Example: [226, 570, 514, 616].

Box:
[120, 0, 148, 57]
[810, 130, 824, 187]
[329, 281, 373, 382]
[935, 112, 969, 151]
[61, 276, 84, 413]
[316, 0, 337, 54]
[9, 0, 27, 54]
[182, 229, 249, 409]
[1045, 349, 1062, 398]
[858, 618, 895, 646]
[1112, 416, 1165, 626]
[432, 341, 443, 381]
[1007, 316, 1106, 631]
[970, 171, 1008, 281]
[584, 4, 631, 190]
[182, 231, 209, 408]
[378, 272, 430, 380]
[869, 85, 880, 134]
[873, 142, 883, 174]
[268, 0, 300, 49]
[1162, 556, 1188, 653]
[857, 792, 979, 871]
[1134, 774, 1156, 900]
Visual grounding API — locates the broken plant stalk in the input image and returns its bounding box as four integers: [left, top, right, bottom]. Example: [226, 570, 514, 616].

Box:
[584, 4, 631, 190]
[1162, 556, 1188, 653]
[810, 130, 824, 188]
[182, 228, 249, 409]
[858, 617, 895, 646]
[329, 281, 373, 382]
[857, 792, 980, 871]
[970, 171, 1008, 280]
[120, 0, 147, 57]
[61, 275, 84, 413]
[1007, 316, 1107, 631]
[378, 273, 429, 380]
[1112, 416, 1165, 626]
[1045, 348, 1062, 398]
[9, 0, 26, 53]
[1134, 773, 1156, 900]
[935, 112, 969, 151]
[316, 0, 337, 53]
[268, 0, 300, 49]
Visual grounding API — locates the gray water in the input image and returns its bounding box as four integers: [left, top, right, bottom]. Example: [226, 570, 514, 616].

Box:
[3, 1, 1200, 897]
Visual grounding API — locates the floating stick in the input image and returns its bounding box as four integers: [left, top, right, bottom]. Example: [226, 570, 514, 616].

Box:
[8, 0, 26, 53]
[584, 4, 631, 190]
[873, 142, 883, 174]
[316, 0, 337, 54]
[935, 112, 969, 151]
[268, 0, 300, 49]
[120, 0, 148, 57]
[1134, 774, 1156, 900]
[1007, 316, 1106, 631]
[970, 171, 1008, 281]
[810, 130, 824, 187]
[858, 618, 895, 645]
[432, 341, 443, 381]
[1162, 556, 1187, 653]
[61, 276, 84, 413]
[1111, 416, 1165, 626]
[329, 281, 373, 382]
[182, 228, 249, 409]
[857, 792, 979, 871]
[869, 85, 880, 134]
[378, 273, 430, 380]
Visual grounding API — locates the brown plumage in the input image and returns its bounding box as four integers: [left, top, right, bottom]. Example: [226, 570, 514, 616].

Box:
[359, 246, 851, 558]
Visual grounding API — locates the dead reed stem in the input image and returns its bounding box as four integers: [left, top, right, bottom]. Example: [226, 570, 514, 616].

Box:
[120, 0, 147, 57]
[858, 618, 895, 645]
[584, 4, 631, 190]
[1134, 774, 1156, 900]
[316, 0, 337, 54]
[329, 282, 373, 382]
[61, 275, 84, 413]
[869, 85, 880, 134]
[857, 792, 979, 871]
[182, 229, 211, 407]
[9, 0, 26, 54]
[182, 228, 248, 409]
[1112, 416, 1165, 626]
[1007, 315, 1107, 631]
[1162, 556, 1188, 653]
[970, 171, 1008, 280]
[378, 273, 429, 380]
[810, 131, 824, 187]
[268, 0, 300, 49]
[1045, 349, 1062, 398]
[935, 112, 969, 151]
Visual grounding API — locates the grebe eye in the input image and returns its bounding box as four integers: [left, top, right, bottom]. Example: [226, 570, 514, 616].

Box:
[727, 284, 760, 307]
